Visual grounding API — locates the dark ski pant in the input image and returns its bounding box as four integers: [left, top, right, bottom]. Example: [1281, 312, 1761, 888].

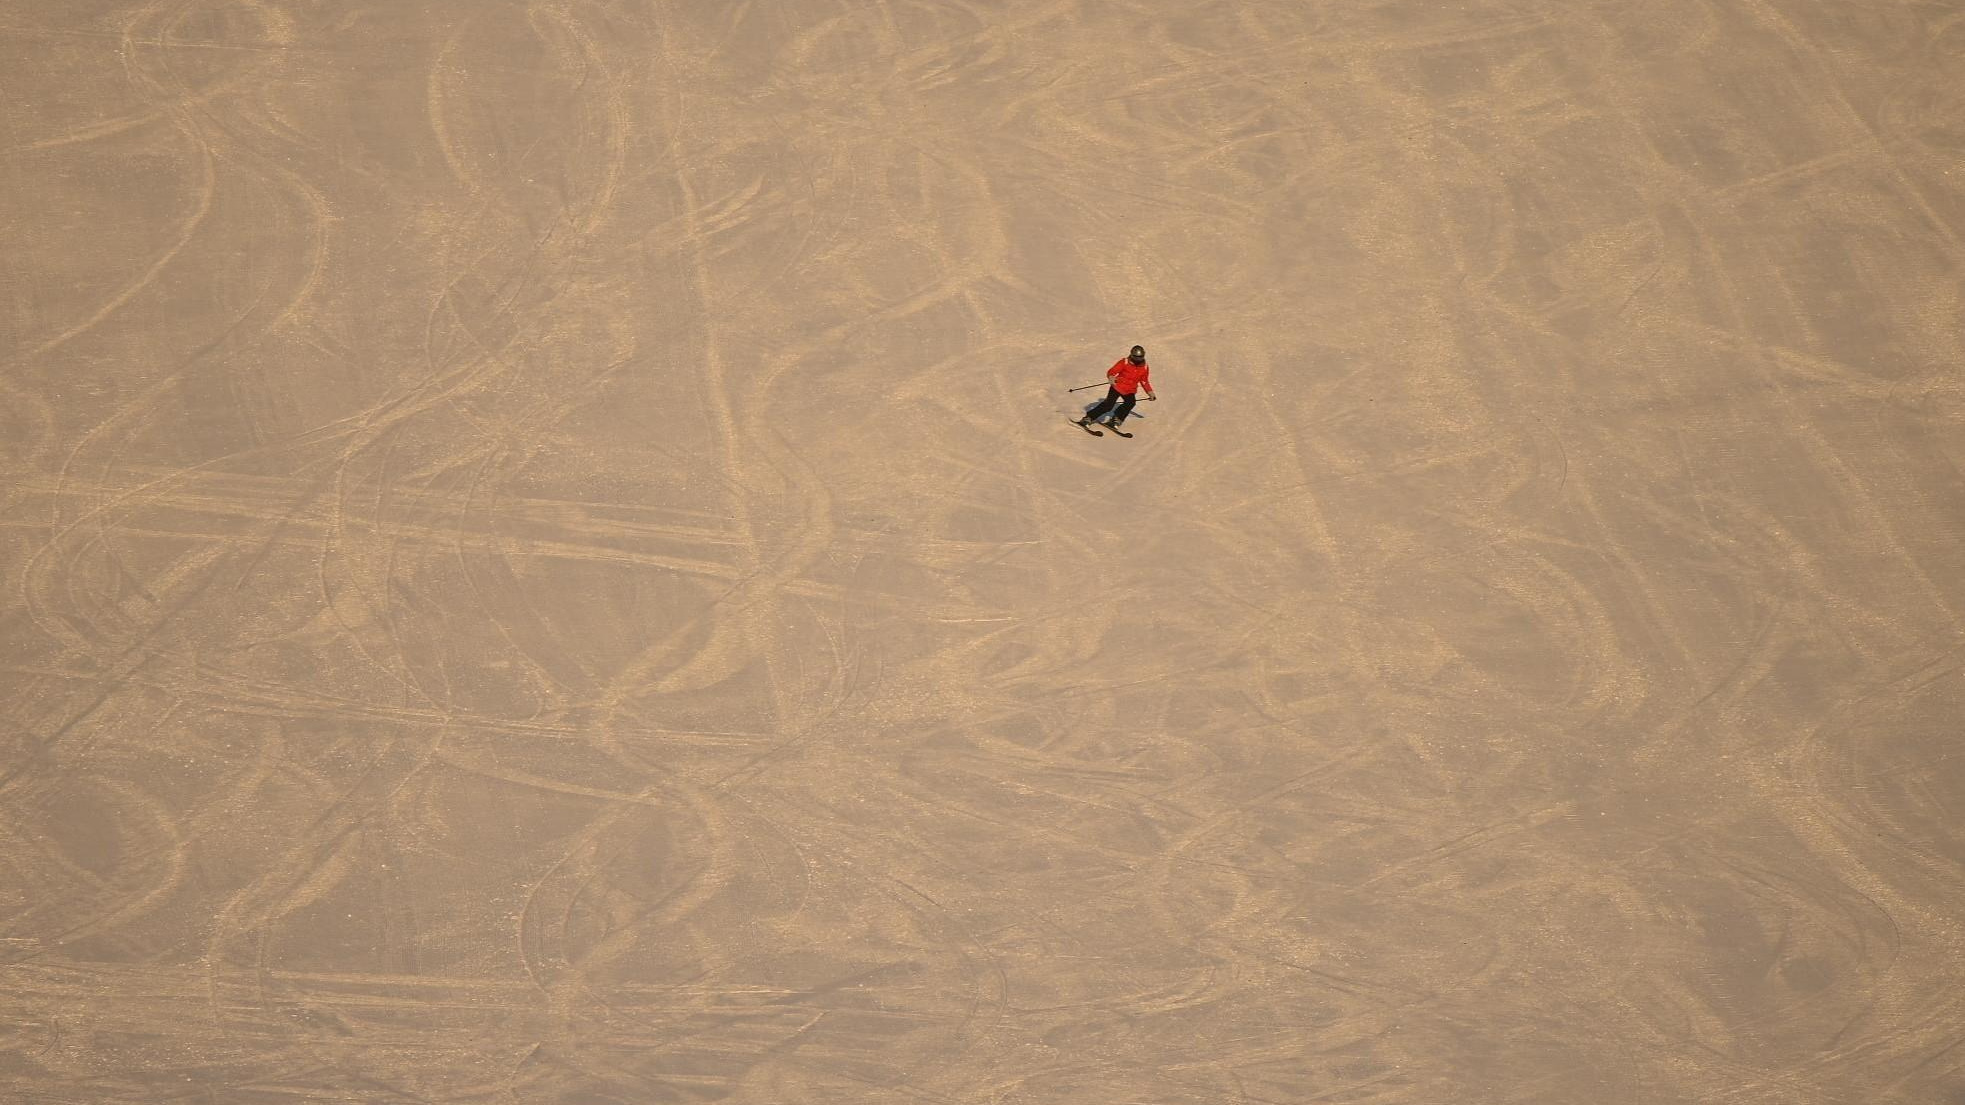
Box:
[1084, 387, 1137, 425]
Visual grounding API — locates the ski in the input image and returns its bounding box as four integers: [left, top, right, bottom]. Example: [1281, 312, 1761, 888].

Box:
[1107, 425, 1133, 438]
[1070, 417, 1103, 437]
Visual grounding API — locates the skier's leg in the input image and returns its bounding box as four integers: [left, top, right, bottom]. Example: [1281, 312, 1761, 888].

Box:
[1080, 387, 1121, 425]
[1110, 392, 1138, 427]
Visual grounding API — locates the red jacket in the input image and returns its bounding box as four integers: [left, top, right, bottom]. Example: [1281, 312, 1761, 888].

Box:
[1107, 358, 1153, 395]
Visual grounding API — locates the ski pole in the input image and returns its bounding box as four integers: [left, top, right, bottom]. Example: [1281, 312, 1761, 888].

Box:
[1066, 382, 1107, 393]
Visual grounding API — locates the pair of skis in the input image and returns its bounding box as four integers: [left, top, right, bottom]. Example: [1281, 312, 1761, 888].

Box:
[1071, 417, 1131, 438]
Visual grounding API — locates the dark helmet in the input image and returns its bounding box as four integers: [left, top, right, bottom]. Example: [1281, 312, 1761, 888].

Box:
[1128, 345, 1146, 363]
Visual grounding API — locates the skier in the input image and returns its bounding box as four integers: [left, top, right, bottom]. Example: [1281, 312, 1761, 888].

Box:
[1075, 345, 1156, 433]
